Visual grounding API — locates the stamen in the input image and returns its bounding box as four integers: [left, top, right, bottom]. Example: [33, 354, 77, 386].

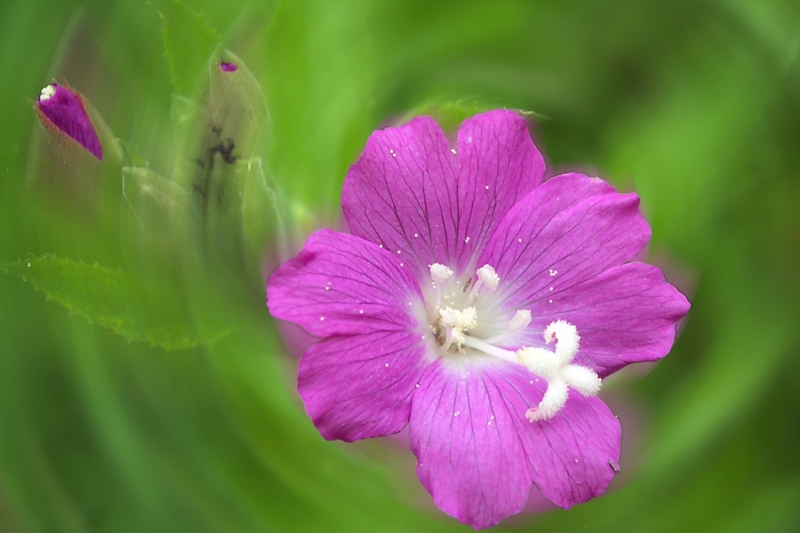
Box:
[461, 307, 477, 328]
[508, 310, 532, 331]
[442, 325, 454, 351]
[439, 306, 477, 351]
[464, 264, 499, 306]
[476, 265, 499, 290]
[440, 307, 476, 329]
[430, 263, 453, 284]
[482, 312, 529, 346]
[460, 335, 517, 363]
[430, 263, 453, 309]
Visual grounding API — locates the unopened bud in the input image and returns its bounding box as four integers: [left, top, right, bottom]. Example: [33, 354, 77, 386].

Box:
[36, 83, 103, 160]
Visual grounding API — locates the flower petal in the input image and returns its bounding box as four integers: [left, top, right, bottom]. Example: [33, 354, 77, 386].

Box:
[480, 173, 650, 317]
[519, 387, 620, 510]
[410, 358, 533, 529]
[299, 330, 428, 441]
[342, 116, 459, 278]
[537, 262, 690, 376]
[452, 109, 545, 271]
[410, 358, 620, 528]
[342, 110, 544, 277]
[267, 229, 421, 338]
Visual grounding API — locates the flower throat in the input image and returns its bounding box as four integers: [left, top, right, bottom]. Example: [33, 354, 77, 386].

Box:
[425, 263, 602, 421]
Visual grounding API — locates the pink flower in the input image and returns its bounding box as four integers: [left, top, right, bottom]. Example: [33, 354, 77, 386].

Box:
[267, 110, 689, 528]
[36, 83, 103, 160]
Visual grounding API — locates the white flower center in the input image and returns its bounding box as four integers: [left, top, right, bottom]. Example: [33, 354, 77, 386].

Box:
[425, 263, 601, 421]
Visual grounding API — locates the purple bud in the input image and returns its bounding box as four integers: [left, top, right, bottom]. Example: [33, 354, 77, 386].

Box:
[219, 62, 238, 73]
[36, 83, 103, 160]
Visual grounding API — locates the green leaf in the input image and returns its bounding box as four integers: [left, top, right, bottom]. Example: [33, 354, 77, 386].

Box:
[154, 0, 219, 97]
[1, 256, 226, 350]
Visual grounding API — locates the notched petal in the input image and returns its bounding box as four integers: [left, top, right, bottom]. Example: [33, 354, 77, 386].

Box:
[267, 229, 422, 337]
[342, 116, 458, 276]
[410, 360, 621, 528]
[410, 359, 533, 529]
[342, 110, 546, 276]
[543, 262, 691, 376]
[480, 364, 620, 510]
[453, 109, 546, 269]
[482, 173, 651, 310]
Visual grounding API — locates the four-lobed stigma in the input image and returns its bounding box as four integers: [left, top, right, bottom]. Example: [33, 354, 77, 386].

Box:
[426, 263, 602, 421]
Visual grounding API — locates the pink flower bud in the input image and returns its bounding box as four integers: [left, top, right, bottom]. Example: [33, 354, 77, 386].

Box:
[36, 83, 103, 160]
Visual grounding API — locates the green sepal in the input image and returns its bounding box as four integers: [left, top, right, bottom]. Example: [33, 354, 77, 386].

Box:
[403, 100, 549, 135]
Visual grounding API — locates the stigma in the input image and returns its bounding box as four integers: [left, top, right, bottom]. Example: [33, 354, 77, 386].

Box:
[425, 264, 601, 421]
[516, 321, 601, 421]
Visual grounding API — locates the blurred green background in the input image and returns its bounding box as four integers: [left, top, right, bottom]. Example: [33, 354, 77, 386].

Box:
[1, 0, 799, 531]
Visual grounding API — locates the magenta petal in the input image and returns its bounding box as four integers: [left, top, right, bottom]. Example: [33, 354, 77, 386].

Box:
[299, 330, 428, 441]
[267, 229, 421, 338]
[342, 116, 459, 278]
[540, 262, 690, 376]
[480, 173, 650, 311]
[410, 359, 620, 528]
[410, 359, 533, 529]
[518, 384, 621, 510]
[343, 110, 544, 277]
[37, 83, 103, 160]
[452, 110, 545, 271]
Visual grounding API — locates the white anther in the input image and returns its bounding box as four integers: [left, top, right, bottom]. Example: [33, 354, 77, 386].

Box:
[439, 307, 459, 327]
[508, 310, 532, 331]
[476, 265, 500, 290]
[461, 307, 477, 328]
[440, 306, 477, 330]
[430, 263, 453, 284]
[40, 84, 56, 101]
